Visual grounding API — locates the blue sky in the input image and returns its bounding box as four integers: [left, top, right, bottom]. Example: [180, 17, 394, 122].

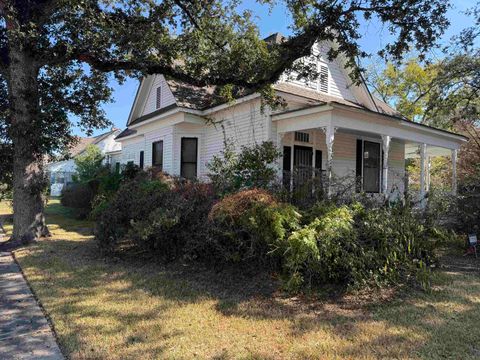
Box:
[78, 0, 478, 137]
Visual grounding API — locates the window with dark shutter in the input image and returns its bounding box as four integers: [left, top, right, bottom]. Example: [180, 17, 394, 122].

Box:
[283, 146, 292, 171]
[156, 86, 162, 109]
[181, 138, 198, 180]
[315, 150, 322, 170]
[152, 140, 163, 170]
[356, 139, 363, 192]
[139, 151, 144, 169]
[319, 65, 328, 93]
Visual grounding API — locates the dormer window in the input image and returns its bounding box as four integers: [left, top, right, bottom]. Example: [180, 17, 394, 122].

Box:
[319, 65, 328, 93]
[156, 86, 162, 109]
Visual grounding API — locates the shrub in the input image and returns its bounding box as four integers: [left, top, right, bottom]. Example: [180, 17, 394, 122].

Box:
[95, 170, 216, 260]
[276, 203, 366, 291]
[207, 141, 281, 194]
[456, 193, 480, 234]
[207, 189, 300, 265]
[121, 162, 141, 180]
[128, 181, 215, 260]
[72, 144, 105, 183]
[275, 200, 442, 292]
[60, 183, 95, 218]
[94, 169, 444, 294]
[95, 174, 173, 254]
[356, 201, 440, 287]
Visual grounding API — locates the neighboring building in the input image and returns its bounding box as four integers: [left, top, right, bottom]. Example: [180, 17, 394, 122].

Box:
[114, 37, 467, 198]
[48, 128, 121, 196]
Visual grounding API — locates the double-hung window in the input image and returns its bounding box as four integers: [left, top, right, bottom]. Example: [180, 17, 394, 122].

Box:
[180, 138, 198, 180]
[152, 140, 163, 170]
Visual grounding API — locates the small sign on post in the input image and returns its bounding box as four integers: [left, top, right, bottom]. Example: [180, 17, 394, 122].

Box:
[466, 234, 478, 258]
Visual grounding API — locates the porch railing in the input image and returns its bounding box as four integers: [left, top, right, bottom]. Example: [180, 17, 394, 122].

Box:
[282, 167, 327, 205]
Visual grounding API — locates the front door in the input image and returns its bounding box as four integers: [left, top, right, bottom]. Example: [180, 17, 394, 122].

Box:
[293, 145, 313, 190]
[363, 141, 381, 193]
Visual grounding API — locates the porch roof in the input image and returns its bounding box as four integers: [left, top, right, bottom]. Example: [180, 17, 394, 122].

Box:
[272, 102, 467, 151]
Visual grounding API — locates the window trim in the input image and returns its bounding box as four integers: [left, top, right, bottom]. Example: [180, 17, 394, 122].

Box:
[152, 140, 164, 170]
[180, 137, 198, 180]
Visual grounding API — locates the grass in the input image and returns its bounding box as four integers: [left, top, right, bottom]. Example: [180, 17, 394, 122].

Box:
[2, 199, 480, 359]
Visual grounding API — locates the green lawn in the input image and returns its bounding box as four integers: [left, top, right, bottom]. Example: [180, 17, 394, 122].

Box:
[3, 199, 480, 359]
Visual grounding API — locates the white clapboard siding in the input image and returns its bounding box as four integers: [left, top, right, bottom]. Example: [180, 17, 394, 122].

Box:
[121, 139, 145, 165]
[203, 100, 267, 176]
[140, 74, 176, 116]
[109, 153, 122, 168]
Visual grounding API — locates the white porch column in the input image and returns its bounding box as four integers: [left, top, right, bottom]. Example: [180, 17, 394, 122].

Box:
[420, 143, 427, 203]
[381, 135, 391, 196]
[276, 132, 285, 180]
[322, 125, 337, 197]
[426, 156, 431, 192]
[452, 149, 458, 195]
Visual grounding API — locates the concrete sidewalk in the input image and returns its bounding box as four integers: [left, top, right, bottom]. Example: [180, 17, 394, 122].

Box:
[0, 252, 63, 360]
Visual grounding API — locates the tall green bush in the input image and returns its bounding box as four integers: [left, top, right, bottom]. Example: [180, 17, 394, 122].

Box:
[72, 144, 105, 183]
[207, 140, 281, 194]
[275, 201, 442, 292]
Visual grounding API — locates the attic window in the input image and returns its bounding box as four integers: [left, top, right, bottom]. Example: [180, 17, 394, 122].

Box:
[319, 65, 328, 93]
[156, 86, 162, 109]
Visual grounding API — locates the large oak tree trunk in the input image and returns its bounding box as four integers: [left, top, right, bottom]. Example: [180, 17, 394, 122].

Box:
[8, 47, 50, 243]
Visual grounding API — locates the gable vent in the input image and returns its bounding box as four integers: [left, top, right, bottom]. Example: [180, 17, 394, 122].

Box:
[295, 131, 310, 143]
[156, 86, 162, 109]
[319, 65, 328, 93]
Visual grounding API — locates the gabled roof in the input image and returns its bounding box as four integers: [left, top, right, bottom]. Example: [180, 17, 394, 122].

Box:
[274, 82, 363, 109]
[124, 78, 401, 129]
[68, 137, 97, 157]
[165, 79, 224, 110]
[123, 32, 403, 129]
[68, 128, 120, 157]
[263, 32, 286, 44]
[115, 128, 138, 140]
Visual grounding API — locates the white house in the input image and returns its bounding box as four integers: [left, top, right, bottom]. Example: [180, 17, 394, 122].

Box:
[113, 37, 467, 198]
[48, 128, 121, 196]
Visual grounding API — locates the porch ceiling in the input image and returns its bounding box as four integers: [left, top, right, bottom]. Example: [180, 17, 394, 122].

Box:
[405, 143, 453, 159]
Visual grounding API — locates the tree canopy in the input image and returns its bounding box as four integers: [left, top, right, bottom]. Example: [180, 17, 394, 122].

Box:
[367, 59, 438, 123]
[0, 0, 452, 241]
[368, 1, 480, 187]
